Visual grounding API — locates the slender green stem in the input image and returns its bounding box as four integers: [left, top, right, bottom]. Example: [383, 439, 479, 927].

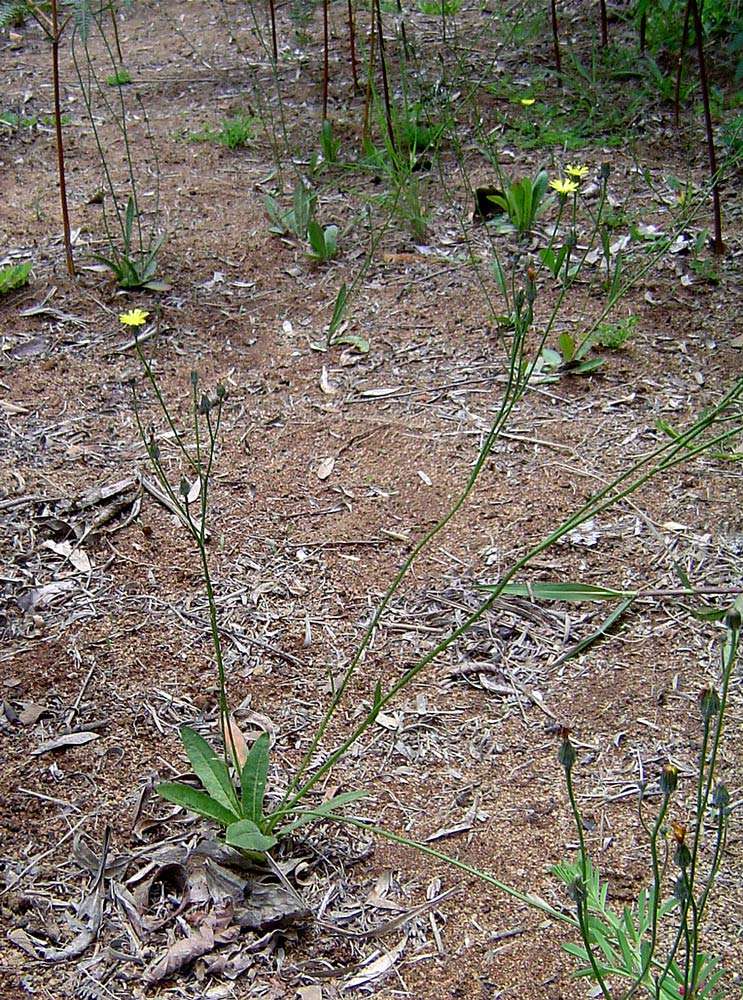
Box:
[273, 385, 741, 822]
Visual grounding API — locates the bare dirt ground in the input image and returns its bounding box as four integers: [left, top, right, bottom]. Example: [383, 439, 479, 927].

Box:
[1, 1, 742, 997]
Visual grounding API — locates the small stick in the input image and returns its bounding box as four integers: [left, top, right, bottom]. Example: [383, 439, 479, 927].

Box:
[323, 0, 330, 118]
[599, 0, 608, 47]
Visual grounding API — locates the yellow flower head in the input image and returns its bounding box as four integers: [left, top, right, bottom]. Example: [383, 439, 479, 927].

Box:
[519, 98, 536, 106]
[119, 308, 150, 327]
[549, 177, 579, 196]
[565, 164, 589, 180]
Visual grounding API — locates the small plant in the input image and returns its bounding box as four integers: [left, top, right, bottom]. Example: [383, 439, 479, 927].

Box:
[127, 309, 364, 858]
[189, 111, 256, 150]
[0, 260, 31, 295]
[486, 170, 550, 233]
[93, 195, 165, 290]
[551, 599, 741, 998]
[307, 219, 339, 262]
[106, 67, 131, 86]
[72, 16, 167, 291]
[265, 178, 317, 239]
[591, 314, 637, 348]
[319, 117, 340, 164]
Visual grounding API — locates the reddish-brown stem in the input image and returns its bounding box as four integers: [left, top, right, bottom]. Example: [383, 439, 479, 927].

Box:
[639, 11, 647, 54]
[362, 0, 377, 149]
[599, 0, 608, 47]
[674, 0, 691, 127]
[109, 3, 123, 63]
[50, 0, 74, 277]
[550, 0, 562, 83]
[347, 0, 359, 94]
[374, 0, 396, 153]
[688, 0, 724, 254]
[322, 0, 329, 118]
[268, 0, 278, 61]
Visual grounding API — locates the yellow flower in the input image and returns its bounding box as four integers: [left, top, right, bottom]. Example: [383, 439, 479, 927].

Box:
[119, 308, 149, 327]
[519, 98, 536, 106]
[549, 177, 579, 196]
[565, 164, 589, 180]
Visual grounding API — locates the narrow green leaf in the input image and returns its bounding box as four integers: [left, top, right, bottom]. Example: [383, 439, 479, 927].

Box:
[489, 582, 632, 602]
[328, 282, 348, 338]
[225, 818, 278, 853]
[558, 332, 575, 362]
[240, 732, 270, 823]
[124, 195, 135, 249]
[180, 725, 240, 814]
[157, 781, 238, 826]
[277, 790, 367, 835]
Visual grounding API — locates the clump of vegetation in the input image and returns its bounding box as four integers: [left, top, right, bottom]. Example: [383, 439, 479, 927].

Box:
[0, 260, 31, 295]
[187, 111, 257, 149]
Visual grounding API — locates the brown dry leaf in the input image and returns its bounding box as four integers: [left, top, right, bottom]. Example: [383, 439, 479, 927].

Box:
[17, 702, 49, 726]
[146, 909, 239, 985]
[343, 935, 407, 990]
[8, 927, 40, 957]
[31, 731, 99, 756]
[316, 457, 335, 480]
[226, 715, 249, 770]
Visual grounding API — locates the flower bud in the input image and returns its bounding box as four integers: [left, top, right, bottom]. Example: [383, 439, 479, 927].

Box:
[725, 607, 741, 631]
[660, 764, 678, 795]
[190, 370, 199, 387]
[558, 731, 577, 773]
[711, 783, 730, 810]
[599, 163, 611, 181]
[673, 874, 688, 904]
[568, 877, 586, 905]
[699, 685, 720, 722]
[199, 394, 212, 415]
[179, 477, 190, 499]
[216, 383, 226, 401]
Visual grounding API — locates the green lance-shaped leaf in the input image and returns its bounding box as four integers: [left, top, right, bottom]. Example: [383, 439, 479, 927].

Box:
[487, 581, 632, 602]
[276, 790, 368, 836]
[180, 725, 240, 815]
[225, 818, 278, 853]
[157, 782, 238, 827]
[240, 732, 270, 823]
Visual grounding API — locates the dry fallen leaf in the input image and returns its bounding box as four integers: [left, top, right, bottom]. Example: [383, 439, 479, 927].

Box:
[31, 731, 100, 756]
[343, 935, 407, 989]
[226, 715, 249, 770]
[316, 457, 335, 480]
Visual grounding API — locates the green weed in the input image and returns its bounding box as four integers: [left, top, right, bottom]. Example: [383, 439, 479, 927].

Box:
[0, 261, 31, 295]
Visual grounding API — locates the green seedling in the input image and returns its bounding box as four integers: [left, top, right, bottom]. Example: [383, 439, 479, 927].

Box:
[265, 178, 317, 239]
[307, 220, 339, 262]
[486, 170, 550, 233]
[158, 726, 364, 857]
[93, 195, 166, 290]
[320, 118, 340, 164]
[106, 67, 131, 86]
[0, 261, 31, 295]
[189, 112, 256, 149]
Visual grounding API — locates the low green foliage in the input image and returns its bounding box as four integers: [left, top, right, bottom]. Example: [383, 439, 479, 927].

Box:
[188, 111, 256, 149]
[106, 67, 131, 86]
[307, 219, 339, 262]
[93, 195, 166, 290]
[158, 726, 365, 856]
[486, 170, 550, 233]
[0, 261, 31, 295]
[265, 178, 317, 239]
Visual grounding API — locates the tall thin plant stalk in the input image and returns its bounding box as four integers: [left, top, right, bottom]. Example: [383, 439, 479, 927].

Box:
[688, 0, 724, 253]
